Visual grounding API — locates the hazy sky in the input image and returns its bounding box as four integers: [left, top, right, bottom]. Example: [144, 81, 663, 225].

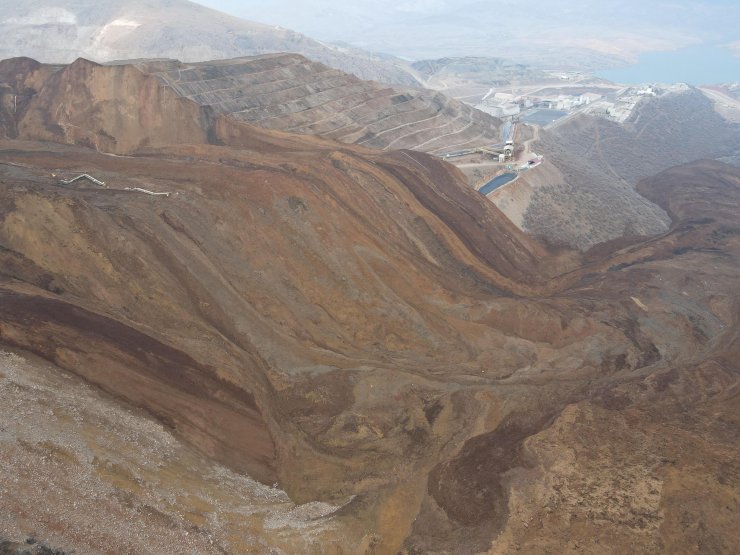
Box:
[193, 0, 740, 63]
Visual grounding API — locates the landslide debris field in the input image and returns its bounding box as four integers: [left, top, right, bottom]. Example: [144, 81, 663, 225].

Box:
[0, 56, 739, 554]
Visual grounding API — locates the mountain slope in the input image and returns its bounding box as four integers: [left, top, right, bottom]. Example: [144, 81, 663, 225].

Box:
[492, 89, 740, 249]
[135, 54, 503, 153]
[1, 56, 502, 154]
[0, 0, 420, 86]
[0, 57, 738, 554]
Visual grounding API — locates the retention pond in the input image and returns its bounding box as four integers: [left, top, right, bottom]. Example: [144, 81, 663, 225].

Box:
[479, 172, 517, 195]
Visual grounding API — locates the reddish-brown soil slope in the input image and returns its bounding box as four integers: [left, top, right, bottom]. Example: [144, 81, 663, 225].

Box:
[0, 55, 738, 554]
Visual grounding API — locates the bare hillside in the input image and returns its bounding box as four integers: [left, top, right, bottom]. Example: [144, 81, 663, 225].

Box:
[136, 54, 503, 153]
[0, 55, 739, 554]
[494, 89, 740, 250]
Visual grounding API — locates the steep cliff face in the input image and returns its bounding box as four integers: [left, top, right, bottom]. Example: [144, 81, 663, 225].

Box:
[0, 56, 738, 555]
[10, 58, 212, 153]
[0, 57, 60, 138]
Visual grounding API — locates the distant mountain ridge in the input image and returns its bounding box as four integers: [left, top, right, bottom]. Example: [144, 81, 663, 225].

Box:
[0, 0, 422, 86]
[209, 0, 740, 72]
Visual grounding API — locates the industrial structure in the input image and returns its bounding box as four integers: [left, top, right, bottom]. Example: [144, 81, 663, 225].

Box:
[59, 174, 106, 187]
[439, 121, 517, 161]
